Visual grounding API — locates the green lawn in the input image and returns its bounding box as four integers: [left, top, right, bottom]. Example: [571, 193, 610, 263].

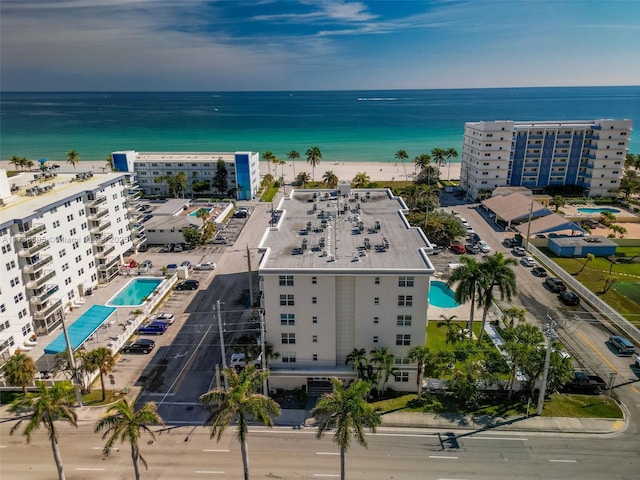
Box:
[541, 393, 623, 418]
[426, 320, 482, 351]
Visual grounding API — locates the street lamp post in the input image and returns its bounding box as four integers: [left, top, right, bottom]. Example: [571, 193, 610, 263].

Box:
[58, 310, 84, 407]
[215, 300, 228, 390]
[537, 317, 557, 415]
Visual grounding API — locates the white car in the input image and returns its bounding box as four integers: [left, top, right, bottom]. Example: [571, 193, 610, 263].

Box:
[521, 256, 536, 267]
[512, 246, 526, 256]
[459, 218, 469, 225]
[154, 313, 175, 325]
[477, 240, 491, 253]
[195, 261, 217, 271]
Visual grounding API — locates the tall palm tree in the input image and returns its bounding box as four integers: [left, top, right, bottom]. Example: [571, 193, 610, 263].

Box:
[10, 382, 78, 480]
[85, 347, 116, 401]
[95, 399, 164, 480]
[4, 353, 37, 395]
[575, 253, 596, 274]
[370, 347, 397, 396]
[296, 171, 311, 188]
[105, 154, 115, 171]
[352, 172, 370, 188]
[437, 314, 464, 345]
[306, 146, 322, 181]
[394, 149, 409, 180]
[322, 170, 339, 188]
[66, 150, 79, 169]
[262, 151, 274, 175]
[503, 306, 527, 329]
[200, 367, 281, 480]
[445, 147, 458, 180]
[407, 345, 433, 395]
[431, 148, 447, 169]
[413, 153, 431, 173]
[477, 253, 518, 342]
[345, 347, 369, 380]
[311, 378, 382, 480]
[447, 255, 483, 335]
[195, 207, 210, 227]
[9, 155, 23, 170]
[272, 156, 281, 180]
[287, 150, 300, 178]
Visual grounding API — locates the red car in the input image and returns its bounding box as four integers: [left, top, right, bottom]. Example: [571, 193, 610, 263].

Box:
[450, 244, 466, 254]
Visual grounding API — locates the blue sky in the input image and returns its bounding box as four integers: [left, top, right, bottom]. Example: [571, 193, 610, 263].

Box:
[1, 0, 639, 91]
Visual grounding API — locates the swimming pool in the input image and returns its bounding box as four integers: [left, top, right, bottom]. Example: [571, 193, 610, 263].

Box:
[429, 281, 461, 308]
[577, 207, 620, 214]
[107, 278, 163, 307]
[188, 207, 212, 217]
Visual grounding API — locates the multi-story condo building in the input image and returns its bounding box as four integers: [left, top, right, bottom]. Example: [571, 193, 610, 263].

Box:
[0, 169, 142, 362]
[111, 150, 261, 201]
[258, 186, 436, 394]
[461, 119, 633, 200]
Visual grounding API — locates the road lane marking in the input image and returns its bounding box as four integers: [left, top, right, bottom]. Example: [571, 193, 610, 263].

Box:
[203, 449, 230, 452]
[429, 455, 459, 459]
[465, 436, 528, 441]
[316, 452, 339, 455]
[374, 433, 440, 438]
[194, 471, 225, 474]
[549, 459, 577, 463]
[76, 468, 106, 471]
[576, 331, 618, 372]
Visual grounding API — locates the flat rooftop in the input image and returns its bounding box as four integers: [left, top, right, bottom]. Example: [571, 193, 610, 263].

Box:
[549, 235, 617, 248]
[258, 189, 435, 274]
[134, 152, 242, 162]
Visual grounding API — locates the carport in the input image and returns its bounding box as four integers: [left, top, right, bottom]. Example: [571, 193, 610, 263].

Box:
[514, 214, 586, 237]
[481, 193, 552, 229]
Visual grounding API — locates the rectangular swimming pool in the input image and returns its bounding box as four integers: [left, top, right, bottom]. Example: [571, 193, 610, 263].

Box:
[106, 278, 163, 307]
[188, 207, 212, 217]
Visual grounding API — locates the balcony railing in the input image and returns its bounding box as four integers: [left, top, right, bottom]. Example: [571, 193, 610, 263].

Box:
[95, 244, 116, 258]
[24, 254, 53, 273]
[30, 284, 59, 305]
[98, 256, 119, 270]
[90, 221, 112, 234]
[18, 239, 50, 257]
[95, 233, 114, 246]
[88, 208, 108, 221]
[127, 190, 143, 200]
[26, 269, 56, 289]
[19, 223, 46, 237]
[32, 299, 63, 319]
[88, 195, 107, 207]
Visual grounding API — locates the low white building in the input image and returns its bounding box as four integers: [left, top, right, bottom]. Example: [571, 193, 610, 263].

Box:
[258, 188, 436, 394]
[0, 169, 142, 361]
[111, 150, 260, 201]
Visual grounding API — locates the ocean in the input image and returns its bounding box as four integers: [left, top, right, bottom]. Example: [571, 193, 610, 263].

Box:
[1, 87, 638, 164]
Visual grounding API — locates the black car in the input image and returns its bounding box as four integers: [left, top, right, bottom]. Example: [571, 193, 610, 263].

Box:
[532, 266, 547, 277]
[545, 277, 567, 292]
[122, 339, 155, 354]
[558, 291, 580, 306]
[175, 279, 200, 291]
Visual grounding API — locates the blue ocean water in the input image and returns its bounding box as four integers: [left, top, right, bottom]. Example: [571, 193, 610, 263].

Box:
[1, 87, 638, 163]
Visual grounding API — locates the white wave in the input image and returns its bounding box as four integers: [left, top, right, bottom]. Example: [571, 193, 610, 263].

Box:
[356, 97, 398, 101]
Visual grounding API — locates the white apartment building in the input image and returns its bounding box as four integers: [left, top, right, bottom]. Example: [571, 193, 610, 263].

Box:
[0, 169, 142, 362]
[258, 187, 436, 394]
[111, 150, 261, 201]
[461, 119, 633, 200]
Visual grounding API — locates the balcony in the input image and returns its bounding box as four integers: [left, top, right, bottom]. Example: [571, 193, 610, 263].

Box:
[88, 208, 108, 221]
[26, 269, 56, 289]
[95, 244, 116, 258]
[23, 254, 53, 273]
[90, 221, 112, 234]
[584, 143, 598, 150]
[18, 238, 50, 257]
[131, 223, 145, 234]
[98, 256, 119, 270]
[127, 190, 143, 201]
[94, 233, 114, 246]
[30, 284, 59, 305]
[19, 223, 46, 237]
[32, 298, 63, 319]
[88, 195, 107, 207]
[132, 235, 146, 245]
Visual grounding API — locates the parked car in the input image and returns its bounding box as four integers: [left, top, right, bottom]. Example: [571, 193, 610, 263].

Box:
[154, 313, 175, 325]
[136, 322, 168, 335]
[477, 240, 491, 253]
[558, 291, 580, 306]
[512, 246, 526, 256]
[465, 243, 479, 254]
[175, 279, 200, 291]
[195, 261, 216, 270]
[166, 263, 178, 272]
[545, 277, 567, 292]
[230, 352, 262, 371]
[139, 260, 153, 270]
[179, 260, 192, 269]
[450, 244, 467, 254]
[174, 243, 184, 252]
[210, 236, 229, 244]
[635, 356, 640, 368]
[609, 335, 636, 355]
[561, 371, 606, 394]
[504, 238, 518, 248]
[532, 266, 547, 277]
[122, 339, 155, 354]
[521, 256, 536, 267]
[459, 218, 469, 225]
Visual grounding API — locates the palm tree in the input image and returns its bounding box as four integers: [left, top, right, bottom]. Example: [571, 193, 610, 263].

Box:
[10, 382, 78, 480]
[352, 172, 370, 188]
[66, 150, 79, 169]
[95, 399, 164, 480]
[85, 347, 116, 401]
[370, 347, 397, 396]
[575, 253, 595, 275]
[195, 207, 210, 226]
[437, 314, 464, 345]
[407, 345, 433, 395]
[345, 347, 369, 380]
[105, 155, 115, 171]
[413, 153, 431, 173]
[200, 366, 281, 480]
[394, 149, 409, 180]
[445, 147, 458, 180]
[25, 159, 34, 170]
[272, 156, 281, 181]
[476, 253, 518, 342]
[311, 378, 382, 480]
[287, 150, 300, 178]
[551, 195, 566, 212]
[296, 171, 311, 188]
[4, 353, 37, 395]
[306, 146, 322, 181]
[262, 151, 275, 175]
[9, 155, 23, 170]
[323, 170, 339, 188]
[447, 255, 483, 335]
[431, 148, 447, 170]
[503, 306, 527, 329]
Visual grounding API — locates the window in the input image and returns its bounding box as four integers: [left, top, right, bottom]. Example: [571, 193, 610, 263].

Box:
[374, 276, 380, 285]
[6, 260, 16, 271]
[312, 296, 317, 304]
[397, 295, 413, 307]
[312, 276, 317, 285]
[397, 315, 412, 326]
[279, 294, 294, 306]
[374, 297, 380, 305]
[59, 249, 66, 258]
[398, 276, 414, 287]
[312, 335, 318, 343]
[280, 314, 295, 325]
[281, 333, 296, 344]
[21, 324, 32, 335]
[373, 317, 379, 324]
[282, 352, 296, 363]
[373, 336, 379, 343]
[278, 275, 294, 286]
[0, 304, 5, 313]
[312, 316, 318, 324]
[14, 293, 24, 303]
[312, 354, 318, 361]
[395, 355, 410, 365]
[394, 372, 409, 383]
[396, 334, 411, 346]
[10, 277, 20, 287]
[1, 244, 11, 254]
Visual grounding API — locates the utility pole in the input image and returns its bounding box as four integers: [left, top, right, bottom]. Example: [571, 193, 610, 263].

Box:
[537, 317, 558, 415]
[260, 310, 268, 396]
[246, 244, 254, 307]
[59, 310, 84, 407]
[524, 201, 534, 251]
[215, 300, 228, 390]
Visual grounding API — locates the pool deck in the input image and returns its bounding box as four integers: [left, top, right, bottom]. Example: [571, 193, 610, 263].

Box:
[105, 277, 164, 307]
[428, 278, 473, 324]
[562, 203, 637, 219]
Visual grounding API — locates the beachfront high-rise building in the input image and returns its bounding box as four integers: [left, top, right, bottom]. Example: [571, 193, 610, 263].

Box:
[257, 186, 436, 394]
[111, 151, 261, 201]
[460, 119, 633, 200]
[0, 169, 142, 362]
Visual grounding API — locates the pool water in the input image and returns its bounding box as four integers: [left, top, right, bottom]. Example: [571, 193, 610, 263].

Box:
[107, 278, 163, 307]
[577, 207, 620, 214]
[188, 207, 212, 217]
[429, 281, 461, 308]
